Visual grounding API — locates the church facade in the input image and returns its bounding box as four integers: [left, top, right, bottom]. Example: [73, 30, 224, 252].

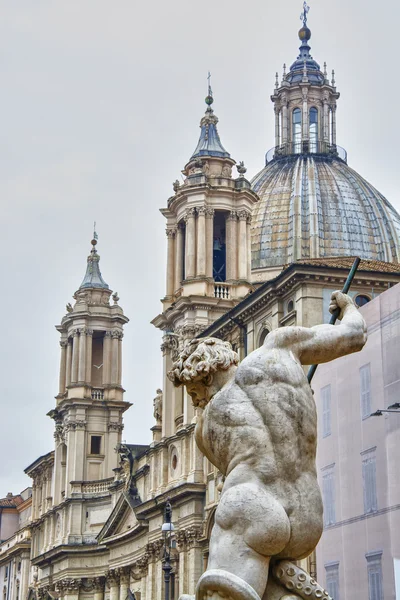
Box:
[1, 9, 400, 600]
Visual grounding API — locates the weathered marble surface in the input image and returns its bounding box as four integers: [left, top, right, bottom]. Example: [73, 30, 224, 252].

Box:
[169, 292, 367, 600]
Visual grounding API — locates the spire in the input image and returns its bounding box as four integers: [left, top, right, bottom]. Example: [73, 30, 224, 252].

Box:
[286, 2, 324, 85]
[190, 73, 230, 160]
[79, 227, 109, 290]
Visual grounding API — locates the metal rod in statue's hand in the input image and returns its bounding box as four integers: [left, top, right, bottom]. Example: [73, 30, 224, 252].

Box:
[307, 257, 361, 384]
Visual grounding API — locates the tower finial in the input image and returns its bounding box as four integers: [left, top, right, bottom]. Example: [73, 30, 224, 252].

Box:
[205, 72, 214, 107]
[300, 1, 310, 27]
[92, 221, 98, 247]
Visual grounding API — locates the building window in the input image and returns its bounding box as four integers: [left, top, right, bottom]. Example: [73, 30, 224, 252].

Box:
[322, 466, 336, 526]
[90, 436, 102, 455]
[287, 299, 294, 313]
[292, 108, 302, 153]
[325, 563, 339, 600]
[366, 552, 383, 600]
[321, 385, 331, 438]
[213, 212, 226, 282]
[355, 294, 371, 307]
[258, 329, 270, 348]
[360, 364, 372, 419]
[362, 452, 378, 514]
[309, 107, 318, 152]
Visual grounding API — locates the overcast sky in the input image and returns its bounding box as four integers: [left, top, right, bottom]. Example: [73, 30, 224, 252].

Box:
[0, 0, 399, 494]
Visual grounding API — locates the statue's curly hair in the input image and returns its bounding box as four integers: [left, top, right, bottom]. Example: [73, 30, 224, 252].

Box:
[168, 338, 239, 387]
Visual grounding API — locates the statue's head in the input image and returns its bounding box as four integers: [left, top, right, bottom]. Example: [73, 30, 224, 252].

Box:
[168, 338, 239, 408]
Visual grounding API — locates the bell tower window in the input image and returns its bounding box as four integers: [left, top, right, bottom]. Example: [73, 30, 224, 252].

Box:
[213, 212, 226, 282]
[309, 107, 318, 152]
[292, 108, 302, 153]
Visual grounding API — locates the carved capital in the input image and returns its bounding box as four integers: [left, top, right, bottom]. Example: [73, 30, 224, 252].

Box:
[131, 556, 148, 580]
[92, 577, 106, 592]
[60, 341, 68, 349]
[185, 207, 197, 220]
[107, 570, 120, 587]
[238, 210, 251, 222]
[197, 206, 207, 217]
[205, 207, 215, 219]
[108, 422, 124, 432]
[166, 228, 177, 238]
[105, 331, 113, 338]
[65, 419, 86, 431]
[55, 579, 82, 593]
[228, 210, 238, 221]
[72, 329, 80, 337]
[112, 330, 123, 340]
[86, 328, 94, 337]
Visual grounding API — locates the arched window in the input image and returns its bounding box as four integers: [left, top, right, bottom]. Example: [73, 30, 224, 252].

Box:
[292, 109, 302, 153]
[258, 329, 270, 348]
[355, 294, 371, 308]
[309, 108, 318, 152]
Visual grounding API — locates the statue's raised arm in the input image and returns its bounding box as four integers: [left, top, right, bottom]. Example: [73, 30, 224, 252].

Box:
[169, 293, 367, 600]
[265, 291, 367, 366]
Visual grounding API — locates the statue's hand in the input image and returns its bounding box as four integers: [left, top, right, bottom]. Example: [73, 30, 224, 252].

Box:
[329, 291, 354, 320]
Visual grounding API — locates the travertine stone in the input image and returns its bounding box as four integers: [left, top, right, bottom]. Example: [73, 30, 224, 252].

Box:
[169, 292, 367, 600]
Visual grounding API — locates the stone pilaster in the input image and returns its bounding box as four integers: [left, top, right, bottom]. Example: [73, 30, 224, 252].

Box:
[65, 339, 72, 387]
[196, 207, 207, 277]
[78, 328, 87, 383]
[85, 329, 93, 383]
[111, 330, 121, 385]
[184, 208, 196, 279]
[205, 208, 214, 279]
[93, 577, 105, 600]
[275, 106, 280, 147]
[107, 570, 120, 600]
[332, 104, 337, 145]
[59, 341, 68, 394]
[238, 211, 249, 280]
[175, 224, 184, 291]
[246, 213, 252, 281]
[119, 568, 130, 600]
[71, 329, 80, 383]
[282, 98, 288, 143]
[166, 228, 177, 297]
[103, 331, 112, 385]
[226, 211, 238, 281]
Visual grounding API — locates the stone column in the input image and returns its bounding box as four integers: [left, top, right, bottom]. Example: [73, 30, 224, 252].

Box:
[275, 107, 280, 147]
[66, 339, 72, 387]
[332, 104, 337, 145]
[108, 572, 120, 600]
[103, 331, 112, 385]
[93, 577, 105, 600]
[175, 224, 184, 290]
[73, 420, 86, 481]
[166, 228, 176, 297]
[282, 101, 288, 144]
[302, 89, 309, 142]
[184, 208, 196, 279]
[111, 331, 120, 386]
[246, 213, 252, 281]
[226, 211, 238, 281]
[174, 387, 184, 431]
[85, 329, 93, 384]
[78, 328, 87, 383]
[238, 211, 248, 280]
[323, 100, 329, 143]
[119, 569, 130, 600]
[196, 207, 207, 277]
[71, 329, 80, 384]
[117, 333, 123, 386]
[59, 341, 68, 394]
[205, 208, 214, 279]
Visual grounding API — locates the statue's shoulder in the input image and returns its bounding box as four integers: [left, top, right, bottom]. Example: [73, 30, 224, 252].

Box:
[235, 349, 266, 387]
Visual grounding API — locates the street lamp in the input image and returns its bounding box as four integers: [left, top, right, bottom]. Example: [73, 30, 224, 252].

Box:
[161, 500, 175, 600]
[371, 403, 400, 417]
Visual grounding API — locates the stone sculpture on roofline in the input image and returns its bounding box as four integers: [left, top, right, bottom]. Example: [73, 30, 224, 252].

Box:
[168, 291, 367, 600]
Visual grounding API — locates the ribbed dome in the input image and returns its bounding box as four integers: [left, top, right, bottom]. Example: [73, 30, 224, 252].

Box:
[251, 155, 400, 269]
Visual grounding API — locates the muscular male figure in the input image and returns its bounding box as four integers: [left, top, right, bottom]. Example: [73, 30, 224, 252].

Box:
[169, 292, 367, 600]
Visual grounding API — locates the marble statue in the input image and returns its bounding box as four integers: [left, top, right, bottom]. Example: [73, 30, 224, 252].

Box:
[153, 388, 163, 424]
[168, 292, 367, 600]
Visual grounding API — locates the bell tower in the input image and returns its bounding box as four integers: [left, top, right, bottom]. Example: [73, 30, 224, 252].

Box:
[49, 235, 130, 504]
[152, 83, 258, 439]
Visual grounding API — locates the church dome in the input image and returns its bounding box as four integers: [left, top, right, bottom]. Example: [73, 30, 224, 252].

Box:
[250, 8, 400, 271]
[251, 154, 400, 269]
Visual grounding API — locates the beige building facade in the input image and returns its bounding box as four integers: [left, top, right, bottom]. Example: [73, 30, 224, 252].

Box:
[1, 8, 400, 600]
